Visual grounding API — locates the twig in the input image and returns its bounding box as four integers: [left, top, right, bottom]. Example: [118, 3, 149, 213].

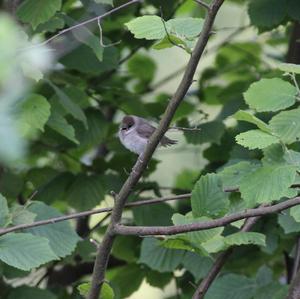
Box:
[0, 194, 190, 236]
[88, 1, 226, 298]
[194, 0, 211, 10]
[114, 196, 300, 236]
[192, 211, 262, 299]
[97, 17, 121, 48]
[19, 0, 141, 51]
[168, 126, 202, 132]
[292, 237, 300, 280]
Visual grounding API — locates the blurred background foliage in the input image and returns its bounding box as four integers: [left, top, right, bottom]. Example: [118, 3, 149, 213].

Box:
[1, 0, 300, 298]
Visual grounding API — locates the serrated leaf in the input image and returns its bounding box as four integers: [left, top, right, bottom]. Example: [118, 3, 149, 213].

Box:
[17, 0, 62, 30]
[0, 233, 57, 270]
[278, 62, 300, 74]
[244, 78, 297, 112]
[25, 202, 80, 258]
[219, 161, 260, 189]
[10, 205, 36, 226]
[66, 174, 105, 210]
[49, 82, 87, 128]
[240, 165, 297, 206]
[236, 130, 280, 150]
[167, 18, 204, 38]
[125, 16, 167, 40]
[234, 110, 271, 133]
[224, 232, 266, 247]
[17, 94, 51, 135]
[269, 108, 300, 144]
[139, 238, 184, 272]
[0, 194, 10, 227]
[191, 174, 229, 218]
[47, 108, 78, 144]
[248, 0, 286, 29]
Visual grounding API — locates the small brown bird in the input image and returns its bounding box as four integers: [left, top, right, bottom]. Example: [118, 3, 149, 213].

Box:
[118, 115, 177, 155]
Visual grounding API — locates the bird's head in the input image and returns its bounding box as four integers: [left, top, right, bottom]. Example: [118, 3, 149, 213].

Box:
[120, 115, 135, 131]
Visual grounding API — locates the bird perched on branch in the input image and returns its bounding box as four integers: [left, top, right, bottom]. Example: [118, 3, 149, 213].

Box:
[118, 115, 177, 155]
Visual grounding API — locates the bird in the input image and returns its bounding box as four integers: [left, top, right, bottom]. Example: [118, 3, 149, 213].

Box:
[118, 115, 177, 155]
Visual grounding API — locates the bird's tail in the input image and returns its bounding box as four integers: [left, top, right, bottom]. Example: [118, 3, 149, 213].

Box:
[161, 136, 177, 147]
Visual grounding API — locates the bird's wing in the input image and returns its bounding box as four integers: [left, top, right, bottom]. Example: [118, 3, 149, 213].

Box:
[136, 122, 156, 139]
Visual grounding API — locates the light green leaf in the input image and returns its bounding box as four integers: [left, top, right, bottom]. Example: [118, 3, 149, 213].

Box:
[278, 62, 300, 74]
[269, 108, 300, 144]
[66, 174, 105, 210]
[243, 78, 297, 112]
[17, 0, 62, 30]
[78, 281, 114, 299]
[153, 34, 190, 52]
[0, 194, 10, 228]
[47, 109, 78, 144]
[236, 130, 280, 150]
[0, 233, 57, 271]
[10, 205, 36, 226]
[49, 82, 88, 128]
[128, 54, 156, 82]
[224, 232, 266, 247]
[278, 212, 300, 233]
[167, 17, 204, 38]
[139, 238, 184, 272]
[191, 174, 229, 218]
[233, 110, 271, 133]
[219, 161, 260, 189]
[125, 16, 167, 40]
[17, 94, 51, 135]
[291, 205, 300, 222]
[239, 165, 297, 206]
[26, 202, 80, 258]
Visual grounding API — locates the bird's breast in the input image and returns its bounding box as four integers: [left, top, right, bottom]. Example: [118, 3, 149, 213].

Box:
[119, 130, 147, 155]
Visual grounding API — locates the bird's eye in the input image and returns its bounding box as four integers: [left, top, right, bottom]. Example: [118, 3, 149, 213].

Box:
[128, 124, 132, 128]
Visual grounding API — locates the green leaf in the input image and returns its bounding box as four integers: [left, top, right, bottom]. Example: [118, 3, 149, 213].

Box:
[139, 238, 184, 272]
[206, 274, 256, 299]
[287, 0, 300, 21]
[10, 205, 36, 226]
[78, 281, 114, 299]
[278, 62, 300, 74]
[26, 202, 80, 258]
[128, 54, 156, 82]
[278, 212, 300, 233]
[17, 94, 51, 135]
[248, 0, 286, 29]
[47, 108, 78, 144]
[66, 174, 105, 210]
[7, 286, 56, 299]
[224, 232, 266, 247]
[191, 174, 229, 218]
[145, 270, 172, 288]
[17, 0, 62, 30]
[239, 165, 297, 206]
[290, 205, 300, 222]
[219, 161, 260, 189]
[0, 233, 57, 271]
[125, 16, 167, 40]
[243, 78, 297, 112]
[94, 0, 114, 5]
[184, 121, 225, 145]
[153, 34, 190, 52]
[233, 110, 271, 133]
[235, 130, 280, 150]
[0, 194, 10, 227]
[49, 82, 87, 128]
[112, 236, 140, 263]
[167, 18, 204, 38]
[269, 108, 300, 144]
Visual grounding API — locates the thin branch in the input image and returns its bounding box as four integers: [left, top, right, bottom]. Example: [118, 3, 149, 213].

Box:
[114, 196, 300, 236]
[0, 194, 190, 236]
[194, 0, 211, 10]
[19, 0, 141, 51]
[88, 1, 226, 298]
[292, 237, 300, 280]
[168, 126, 202, 132]
[97, 17, 121, 48]
[192, 210, 263, 299]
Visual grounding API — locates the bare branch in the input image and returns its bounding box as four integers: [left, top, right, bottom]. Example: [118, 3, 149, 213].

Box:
[114, 196, 300, 236]
[19, 0, 141, 51]
[88, 1, 226, 298]
[292, 237, 300, 280]
[0, 194, 190, 236]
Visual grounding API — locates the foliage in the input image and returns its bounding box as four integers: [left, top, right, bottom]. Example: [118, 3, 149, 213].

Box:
[1, 0, 300, 298]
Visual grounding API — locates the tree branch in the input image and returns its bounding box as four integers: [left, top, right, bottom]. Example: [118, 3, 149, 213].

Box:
[20, 0, 141, 51]
[114, 196, 300, 236]
[192, 211, 262, 299]
[0, 194, 190, 236]
[194, 0, 211, 10]
[87, 1, 226, 298]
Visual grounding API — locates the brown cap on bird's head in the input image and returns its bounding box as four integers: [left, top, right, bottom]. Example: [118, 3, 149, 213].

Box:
[121, 115, 135, 130]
